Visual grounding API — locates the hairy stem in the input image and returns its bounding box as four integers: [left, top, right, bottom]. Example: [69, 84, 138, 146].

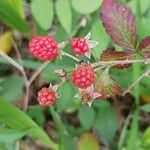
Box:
[92, 59, 150, 68]
[123, 69, 150, 95]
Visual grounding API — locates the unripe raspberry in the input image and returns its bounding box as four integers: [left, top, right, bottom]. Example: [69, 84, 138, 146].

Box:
[28, 36, 59, 61]
[71, 63, 95, 89]
[37, 87, 57, 106]
[71, 37, 89, 55]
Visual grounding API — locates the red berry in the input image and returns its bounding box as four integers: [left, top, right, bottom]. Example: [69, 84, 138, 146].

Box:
[71, 37, 89, 55]
[71, 63, 95, 89]
[37, 87, 57, 106]
[28, 36, 59, 61]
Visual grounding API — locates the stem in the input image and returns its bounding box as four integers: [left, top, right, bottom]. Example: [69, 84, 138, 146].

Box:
[28, 61, 49, 86]
[123, 69, 150, 95]
[23, 84, 29, 112]
[61, 51, 80, 62]
[132, 0, 141, 106]
[0, 50, 23, 71]
[92, 59, 150, 68]
[118, 114, 131, 150]
[0, 49, 29, 111]
[49, 107, 68, 150]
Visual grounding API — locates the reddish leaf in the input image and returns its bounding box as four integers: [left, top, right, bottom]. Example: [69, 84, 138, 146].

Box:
[139, 36, 150, 58]
[101, 0, 137, 51]
[100, 48, 135, 69]
[94, 72, 123, 99]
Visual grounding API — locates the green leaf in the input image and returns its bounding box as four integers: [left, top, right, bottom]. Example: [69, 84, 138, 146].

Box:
[31, 0, 54, 30]
[77, 133, 100, 150]
[0, 76, 24, 102]
[7, 0, 24, 18]
[56, 0, 72, 34]
[78, 105, 95, 130]
[0, 0, 29, 32]
[95, 106, 117, 143]
[0, 128, 28, 143]
[0, 100, 58, 150]
[140, 104, 150, 112]
[128, 0, 150, 15]
[91, 19, 110, 59]
[71, 0, 101, 14]
[27, 106, 45, 127]
[56, 82, 77, 112]
[0, 142, 16, 150]
[142, 126, 150, 147]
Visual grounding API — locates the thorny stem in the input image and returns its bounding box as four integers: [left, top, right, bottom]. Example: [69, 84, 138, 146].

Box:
[92, 59, 150, 68]
[123, 69, 150, 95]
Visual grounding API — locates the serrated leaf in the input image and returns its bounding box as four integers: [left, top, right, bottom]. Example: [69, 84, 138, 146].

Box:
[95, 106, 117, 143]
[100, 48, 134, 69]
[77, 133, 100, 150]
[91, 19, 110, 59]
[0, 76, 24, 102]
[0, 100, 57, 149]
[55, 82, 76, 112]
[31, 0, 54, 30]
[78, 106, 95, 130]
[101, 0, 137, 50]
[0, 0, 29, 32]
[56, 0, 72, 34]
[139, 36, 150, 58]
[100, 49, 134, 61]
[71, 0, 102, 14]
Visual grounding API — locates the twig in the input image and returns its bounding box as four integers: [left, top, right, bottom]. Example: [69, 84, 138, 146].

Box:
[123, 69, 150, 95]
[28, 61, 49, 86]
[13, 41, 30, 111]
[13, 41, 29, 85]
[61, 51, 80, 62]
[23, 84, 29, 112]
[92, 59, 150, 68]
[0, 50, 23, 71]
[0, 49, 30, 111]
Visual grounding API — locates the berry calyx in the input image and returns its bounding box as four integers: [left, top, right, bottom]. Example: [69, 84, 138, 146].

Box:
[28, 36, 59, 61]
[37, 87, 57, 106]
[71, 37, 89, 55]
[71, 63, 95, 89]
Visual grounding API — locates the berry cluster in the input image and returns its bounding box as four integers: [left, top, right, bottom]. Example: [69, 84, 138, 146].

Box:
[28, 33, 125, 107]
[37, 87, 57, 106]
[71, 38, 89, 55]
[71, 63, 95, 89]
[28, 36, 59, 61]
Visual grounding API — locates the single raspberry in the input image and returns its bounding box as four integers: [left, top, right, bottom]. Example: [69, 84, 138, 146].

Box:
[71, 37, 89, 55]
[71, 63, 95, 89]
[28, 36, 59, 61]
[37, 87, 57, 106]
